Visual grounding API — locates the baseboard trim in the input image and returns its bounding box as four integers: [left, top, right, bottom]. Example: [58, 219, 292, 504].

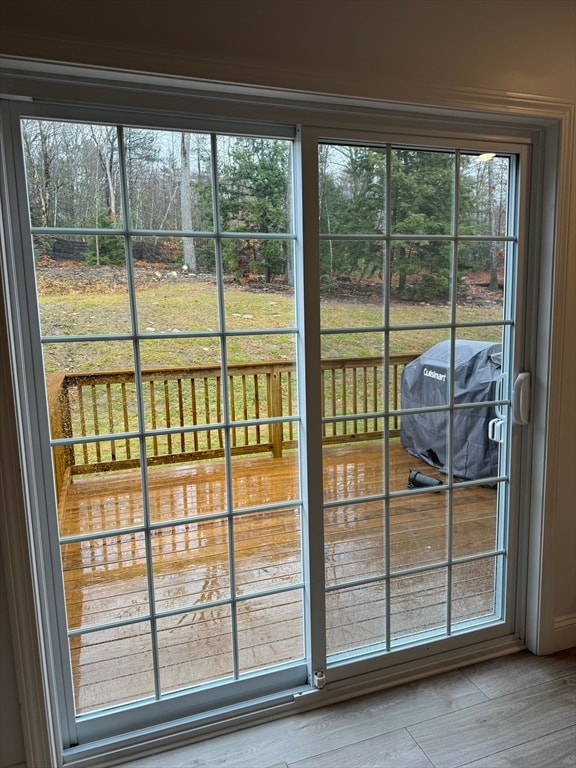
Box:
[550, 613, 576, 651]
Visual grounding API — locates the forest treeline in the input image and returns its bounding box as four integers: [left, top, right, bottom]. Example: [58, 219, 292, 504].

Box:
[23, 121, 509, 301]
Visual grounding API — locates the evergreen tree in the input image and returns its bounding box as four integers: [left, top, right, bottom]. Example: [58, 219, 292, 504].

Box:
[217, 137, 291, 282]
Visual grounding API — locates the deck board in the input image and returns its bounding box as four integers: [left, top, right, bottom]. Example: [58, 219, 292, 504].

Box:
[59, 439, 499, 714]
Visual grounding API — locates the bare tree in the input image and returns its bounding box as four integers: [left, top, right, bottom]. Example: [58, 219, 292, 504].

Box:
[180, 132, 196, 272]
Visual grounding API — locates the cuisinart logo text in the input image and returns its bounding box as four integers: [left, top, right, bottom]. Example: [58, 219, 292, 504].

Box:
[423, 367, 447, 382]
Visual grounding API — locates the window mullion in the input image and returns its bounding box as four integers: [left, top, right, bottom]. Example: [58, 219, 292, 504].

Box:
[296, 126, 327, 678]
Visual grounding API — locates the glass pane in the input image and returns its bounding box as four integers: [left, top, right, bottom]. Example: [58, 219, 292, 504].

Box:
[152, 519, 230, 612]
[389, 241, 453, 316]
[237, 590, 304, 673]
[391, 148, 454, 235]
[42, 338, 134, 377]
[70, 623, 154, 714]
[157, 608, 233, 694]
[230, 445, 300, 509]
[452, 324, 503, 346]
[34, 236, 131, 337]
[390, 452, 446, 494]
[452, 484, 499, 559]
[62, 533, 149, 630]
[400, 340, 453, 409]
[319, 144, 386, 235]
[389, 327, 450, 359]
[389, 495, 447, 573]
[321, 330, 384, 360]
[390, 569, 447, 644]
[58, 468, 144, 537]
[323, 442, 386, 504]
[226, 333, 296, 369]
[147, 457, 227, 523]
[457, 241, 508, 323]
[221, 243, 295, 330]
[459, 154, 510, 237]
[234, 507, 302, 596]
[217, 136, 292, 234]
[324, 500, 386, 587]
[326, 583, 386, 657]
[320, 240, 385, 329]
[22, 120, 121, 229]
[321, 357, 384, 438]
[400, 409, 451, 483]
[134, 238, 219, 334]
[452, 558, 499, 624]
[139, 350, 223, 436]
[226, 342, 298, 461]
[125, 128, 214, 232]
[147, 457, 228, 525]
[399, 340, 452, 479]
[139, 335, 221, 372]
[44, 340, 139, 474]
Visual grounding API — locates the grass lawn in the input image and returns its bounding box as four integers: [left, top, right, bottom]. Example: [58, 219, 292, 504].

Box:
[39, 280, 503, 374]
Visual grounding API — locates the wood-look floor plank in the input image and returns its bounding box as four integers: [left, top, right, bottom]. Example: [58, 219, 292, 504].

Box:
[408, 674, 576, 768]
[461, 647, 576, 699]
[459, 725, 576, 767]
[288, 728, 434, 768]
[111, 651, 576, 768]
[118, 670, 486, 768]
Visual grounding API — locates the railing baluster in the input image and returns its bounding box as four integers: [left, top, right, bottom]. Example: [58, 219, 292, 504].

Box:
[330, 368, 337, 436]
[164, 379, 172, 455]
[352, 367, 358, 435]
[177, 379, 185, 453]
[392, 363, 399, 432]
[203, 377, 211, 450]
[287, 371, 294, 442]
[77, 385, 89, 465]
[107, 383, 115, 461]
[372, 364, 378, 432]
[268, 369, 282, 458]
[363, 365, 368, 435]
[149, 380, 158, 456]
[121, 382, 131, 460]
[342, 368, 347, 435]
[254, 374, 261, 445]
[190, 378, 199, 452]
[242, 375, 248, 446]
[216, 376, 223, 449]
[229, 374, 237, 448]
[91, 383, 101, 464]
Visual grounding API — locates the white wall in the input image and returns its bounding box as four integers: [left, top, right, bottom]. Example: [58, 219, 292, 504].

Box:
[1, 2, 574, 766]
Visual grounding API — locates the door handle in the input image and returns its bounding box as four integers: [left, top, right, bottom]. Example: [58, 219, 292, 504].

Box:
[512, 372, 531, 425]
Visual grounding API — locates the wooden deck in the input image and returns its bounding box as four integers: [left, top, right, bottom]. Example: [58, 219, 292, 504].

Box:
[59, 440, 499, 715]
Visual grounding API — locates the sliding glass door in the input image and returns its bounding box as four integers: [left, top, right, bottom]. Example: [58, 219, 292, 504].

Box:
[316, 141, 517, 671]
[1, 102, 526, 748]
[14, 115, 307, 742]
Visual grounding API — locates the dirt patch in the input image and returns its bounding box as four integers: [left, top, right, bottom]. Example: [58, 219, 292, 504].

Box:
[34, 262, 502, 306]
[35, 262, 205, 295]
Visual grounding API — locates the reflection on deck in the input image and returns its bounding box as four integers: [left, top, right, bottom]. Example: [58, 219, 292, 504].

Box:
[59, 441, 498, 714]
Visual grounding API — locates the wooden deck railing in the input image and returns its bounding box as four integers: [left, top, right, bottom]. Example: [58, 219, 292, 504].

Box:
[47, 355, 417, 499]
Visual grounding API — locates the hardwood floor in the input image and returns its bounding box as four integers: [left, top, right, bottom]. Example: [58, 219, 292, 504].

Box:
[116, 647, 576, 768]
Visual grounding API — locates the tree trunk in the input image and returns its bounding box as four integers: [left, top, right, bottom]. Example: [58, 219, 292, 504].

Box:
[180, 133, 196, 273]
[489, 250, 499, 291]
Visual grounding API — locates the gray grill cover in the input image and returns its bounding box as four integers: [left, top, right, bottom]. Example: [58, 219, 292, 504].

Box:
[400, 340, 501, 481]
